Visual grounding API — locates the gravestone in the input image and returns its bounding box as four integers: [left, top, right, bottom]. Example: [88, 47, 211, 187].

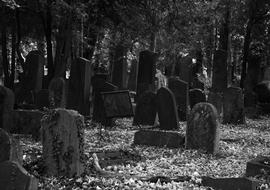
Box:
[34, 89, 50, 109]
[168, 77, 188, 121]
[246, 156, 270, 177]
[179, 56, 192, 84]
[156, 87, 179, 130]
[134, 130, 185, 148]
[48, 77, 66, 108]
[41, 109, 85, 177]
[0, 86, 14, 131]
[67, 57, 92, 115]
[111, 44, 128, 89]
[0, 129, 22, 165]
[207, 91, 223, 121]
[254, 81, 270, 103]
[133, 91, 157, 126]
[263, 66, 270, 81]
[223, 87, 245, 124]
[244, 54, 261, 93]
[127, 59, 138, 91]
[185, 103, 220, 154]
[212, 50, 227, 92]
[136, 50, 157, 100]
[189, 88, 206, 109]
[0, 161, 38, 190]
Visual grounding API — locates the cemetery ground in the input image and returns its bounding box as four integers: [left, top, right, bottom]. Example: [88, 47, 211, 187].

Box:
[21, 116, 270, 189]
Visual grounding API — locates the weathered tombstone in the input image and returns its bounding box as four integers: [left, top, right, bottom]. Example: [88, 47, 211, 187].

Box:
[136, 50, 157, 100]
[207, 91, 223, 121]
[223, 87, 245, 124]
[263, 66, 270, 81]
[168, 77, 188, 121]
[127, 59, 138, 91]
[254, 81, 270, 103]
[0, 161, 38, 190]
[0, 86, 14, 131]
[41, 109, 85, 177]
[0, 129, 22, 165]
[133, 91, 157, 126]
[179, 56, 192, 84]
[34, 89, 50, 109]
[212, 50, 227, 92]
[67, 57, 92, 115]
[48, 77, 66, 108]
[156, 87, 179, 130]
[9, 110, 44, 141]
[92, 78, 118, 126]
[189, 88, 206, 109]
[185, 103, 220, 154]
[111, 44, 128, 89]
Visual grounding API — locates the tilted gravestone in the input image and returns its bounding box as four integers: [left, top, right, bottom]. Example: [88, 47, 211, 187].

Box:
[0, 161, 38, 190]
[41, 109, 85, 177]
[127, 59, 138, 91]
[0, 128, 23, 165]
[189, 88, 206, 109]
[168, 77, 188, 121]
[156, 87, 179, 130]
[67, 57, 92, 115]
[212, 50, 227, 92]
[111, 44, 128, 89]
[48, 77, 66, 108]
[34, 89, 50, 109]
[0, 86, 14, 131]
[133, 91, 157, 126]
[207, 91, 223, 121]
[136, 50, 157, 100]
[223, 87, 245, 124]
[185, 103, 220, 154]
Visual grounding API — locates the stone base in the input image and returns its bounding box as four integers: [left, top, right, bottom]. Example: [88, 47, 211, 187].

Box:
[202, 177, 261, 190]
[246, 156, 270, 177]
[133, 129, 185, 148]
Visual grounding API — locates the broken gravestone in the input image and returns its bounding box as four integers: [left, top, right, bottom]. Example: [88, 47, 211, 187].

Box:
[156, 87, 179, 130]
[185, 103, 220, 154]
[0, 161, 38, 190]
[0, 86, 14, 131]
[189, 88, 206, 109]
[41, 109, 85, 177]
[0, 128, 22, 165]
[133, 91, 157, 126]
[223, 87, 245, 124]
[48, 77, 66, 108]
[168, 77, 188, 121]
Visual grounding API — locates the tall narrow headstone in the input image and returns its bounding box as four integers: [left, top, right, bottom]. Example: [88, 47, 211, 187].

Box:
[41, 109, 85, 177]
[136, 50, 157, 99]
[212, 50, 227, 92]
[48, 77, 66, 108]
[185, 103, 220, 154]
[127, 60, 138, 91]
[156, 87, 179, 130]
[0, 86, 14, 131]
[133, 91, 157, 126]
[111, 44, 128, 89]
[67, 57, 92, 115]
[168, 77, 188, 121]
[189, 88, 206, 109]
[223, 87, 245, 124]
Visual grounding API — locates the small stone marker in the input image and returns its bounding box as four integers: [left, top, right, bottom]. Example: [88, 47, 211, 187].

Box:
[185, 103, 220, 154]
[0, 161, 38, 190]
[168, 77, 188, 121]
[0, 86, 14, 131]
[157, 87, 179, 130]
[223, 87, 245, 124]
[48, 77, 66, 108]
[134, 130, 185, 148]
[41, 109, 85, 177]
[189, 88, 206, 109]
[133, 91, 157, 126]
[246, 156, 270, 177]
[0, 128, 23, 165]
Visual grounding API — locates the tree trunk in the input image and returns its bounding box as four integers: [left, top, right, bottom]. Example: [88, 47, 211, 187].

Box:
[11, 24, 16, 89]
[15, 9, 25, 73]
[1, 24, 10, 87]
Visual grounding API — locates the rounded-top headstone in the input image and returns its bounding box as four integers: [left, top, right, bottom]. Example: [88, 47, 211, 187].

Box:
[156, 87, 179, 130]
[185, 103, 220, 154]
[189, 88, 206, 109]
